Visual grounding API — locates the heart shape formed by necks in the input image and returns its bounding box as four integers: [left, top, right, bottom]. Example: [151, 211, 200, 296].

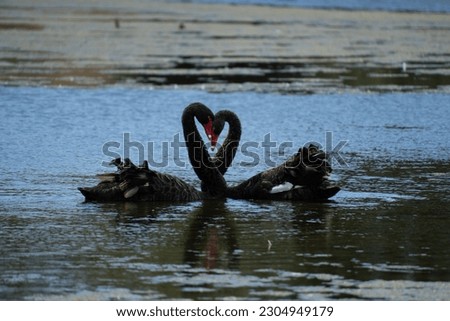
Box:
[182, 103, 242, 197]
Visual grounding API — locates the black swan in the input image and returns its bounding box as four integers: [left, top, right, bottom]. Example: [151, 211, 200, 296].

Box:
[78, 103, 232, 202]
[78, 158, 202, 202]
[208, 110, 340, 201]
[226, 144, 340, 200]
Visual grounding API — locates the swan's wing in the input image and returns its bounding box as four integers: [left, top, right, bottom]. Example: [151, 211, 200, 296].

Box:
[134, 171, 201, 202]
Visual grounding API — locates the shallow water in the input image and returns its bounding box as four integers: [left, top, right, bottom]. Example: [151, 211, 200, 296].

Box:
[0, 86, 449, 300]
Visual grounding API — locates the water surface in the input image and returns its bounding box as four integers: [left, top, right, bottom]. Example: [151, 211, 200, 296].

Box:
[0, 86, 449, 300]
[2, 1, 449, 91]
[189, 0, 450, 13]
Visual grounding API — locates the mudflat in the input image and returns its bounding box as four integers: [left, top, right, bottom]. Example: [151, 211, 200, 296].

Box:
[1, 0, 449, 93]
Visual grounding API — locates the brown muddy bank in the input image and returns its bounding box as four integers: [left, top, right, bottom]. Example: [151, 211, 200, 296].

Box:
[1, 0, 449, 93]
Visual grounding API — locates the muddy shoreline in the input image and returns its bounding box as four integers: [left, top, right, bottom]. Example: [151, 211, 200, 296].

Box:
[1, 0, 449, 93]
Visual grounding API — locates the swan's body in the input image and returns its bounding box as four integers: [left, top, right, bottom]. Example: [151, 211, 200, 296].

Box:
[78, 158, 203, 202]
[226, 144, 340, 201]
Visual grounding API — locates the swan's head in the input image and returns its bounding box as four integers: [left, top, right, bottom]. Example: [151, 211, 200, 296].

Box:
[185, 102, 220, 150]
[212, 110, 240, 150]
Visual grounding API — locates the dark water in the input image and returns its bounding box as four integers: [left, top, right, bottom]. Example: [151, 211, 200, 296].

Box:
[188, 0, 450, 13]
[0, 86, 449, 300]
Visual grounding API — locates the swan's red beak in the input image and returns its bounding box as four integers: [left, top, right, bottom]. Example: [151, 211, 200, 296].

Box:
[203, 118, 217, 150]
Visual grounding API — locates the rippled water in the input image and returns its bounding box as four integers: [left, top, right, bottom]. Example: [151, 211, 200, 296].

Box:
[0, 86, 449, 300]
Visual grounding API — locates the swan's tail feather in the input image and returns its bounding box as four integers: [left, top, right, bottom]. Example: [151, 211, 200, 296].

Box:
[109, 157, 123, 169]
[109, 157, 140, 170]
[123, 158, 132, 168]
[140, 160, 149, 170]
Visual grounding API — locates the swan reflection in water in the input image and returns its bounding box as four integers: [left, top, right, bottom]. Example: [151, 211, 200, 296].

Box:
[110, 199, 338, 273]
[110, 200, 240, 271]
[183, 200, 239, 270]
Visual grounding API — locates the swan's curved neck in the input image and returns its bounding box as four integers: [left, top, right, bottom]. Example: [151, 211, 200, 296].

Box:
[219, 110, 242, 142]
[182, 103, 227, 197]
[213, 110, 242, 176]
